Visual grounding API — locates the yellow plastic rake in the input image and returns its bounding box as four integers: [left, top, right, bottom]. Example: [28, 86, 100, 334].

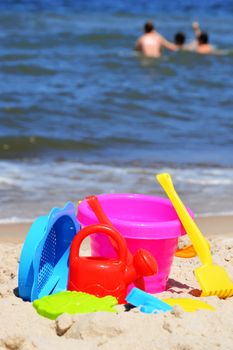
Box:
[157, 173, 233, 299]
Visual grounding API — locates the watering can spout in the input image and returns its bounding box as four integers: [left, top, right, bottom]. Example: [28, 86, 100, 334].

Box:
[124, 249, 158, 284]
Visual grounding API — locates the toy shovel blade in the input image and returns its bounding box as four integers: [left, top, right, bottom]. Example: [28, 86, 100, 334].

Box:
[195, 264, 233, 298]
[126, 288, 173, 314]
[163, 297, 215, 312]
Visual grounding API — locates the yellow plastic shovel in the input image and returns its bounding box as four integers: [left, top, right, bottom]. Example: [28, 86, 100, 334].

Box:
[156, 173, 233, 299]
[162, 298, 215, 312]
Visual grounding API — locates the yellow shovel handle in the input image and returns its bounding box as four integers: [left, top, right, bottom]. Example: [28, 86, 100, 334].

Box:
[157, 173, 212, 265]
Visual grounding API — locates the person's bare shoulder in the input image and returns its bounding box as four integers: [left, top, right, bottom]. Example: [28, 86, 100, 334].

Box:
[154, 32, 164, 42]
[196, 44, 214, 55]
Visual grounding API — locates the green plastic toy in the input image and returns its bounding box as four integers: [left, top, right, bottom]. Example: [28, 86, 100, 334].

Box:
[33, 291, 118, 320]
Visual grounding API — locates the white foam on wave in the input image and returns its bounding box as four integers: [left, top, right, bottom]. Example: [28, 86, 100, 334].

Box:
[0, 176, 15, 186]
[196, 211, 233, 218]
[0, 217, 33, 224]
[0, 159, 233, 219]
[174, 168, 233, 185]
[0, 159, 233, 186]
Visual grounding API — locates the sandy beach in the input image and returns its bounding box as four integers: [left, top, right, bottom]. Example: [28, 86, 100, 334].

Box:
[0, 216, 232, 350]
[1, 1, 233, 349]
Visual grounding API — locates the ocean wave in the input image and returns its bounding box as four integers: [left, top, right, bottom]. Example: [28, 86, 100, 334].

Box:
[0, 159, 233, 220]
[1, 159, 233, 189]
[0, 136, 101, 159]
[1, 64, 57, 76]
[0, 217, 33, 224]
[0, 0, 232, 14]
[0, 176, 15, 185]
[196, 211, 233, 218]
[0, 53, 38, 62]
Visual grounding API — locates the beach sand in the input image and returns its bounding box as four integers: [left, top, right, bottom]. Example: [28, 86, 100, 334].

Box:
[0, 216, 233, 350]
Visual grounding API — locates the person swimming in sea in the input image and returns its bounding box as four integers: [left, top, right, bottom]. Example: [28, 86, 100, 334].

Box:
[174, 32, 186, 49]
[174, 22, 214, 54]
[135, 21, 177, 58]
[196, 32, 214, 54]
[189, 22, 214, 54]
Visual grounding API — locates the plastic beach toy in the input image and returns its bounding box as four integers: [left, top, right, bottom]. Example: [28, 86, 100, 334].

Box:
[18, 202, 80, 301]
[68, 224, 158, 304]
[87, 194, 198, 261]
[86, 195, 146, 290]
[175, 237, 211, 258]
[33, 291, 118, 320]
[163, 298, 215, 312]
[157, 173, 233, 299]
[126, 287, 173, 314]
[175, 245, 197, 258]
[77, 194, 193, 293]
[86, 195, 131, 258]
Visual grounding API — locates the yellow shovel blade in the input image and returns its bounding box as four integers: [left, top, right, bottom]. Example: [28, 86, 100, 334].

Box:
[163, 298, 215, 312]
[195, 264, 233, 299]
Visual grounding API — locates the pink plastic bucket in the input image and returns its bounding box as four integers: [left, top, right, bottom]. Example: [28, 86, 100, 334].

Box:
[77, 194, 193, 293]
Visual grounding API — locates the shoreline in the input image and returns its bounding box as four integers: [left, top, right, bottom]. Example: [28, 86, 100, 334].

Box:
[0, 214, 232, 243]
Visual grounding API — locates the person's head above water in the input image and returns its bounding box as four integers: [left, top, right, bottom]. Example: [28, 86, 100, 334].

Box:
[144, 21, 155, 33]
[198, 32, 209, 45]
[174, 32, 186, 47]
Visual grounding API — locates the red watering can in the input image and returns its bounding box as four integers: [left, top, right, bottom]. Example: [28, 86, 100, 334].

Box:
[85, 195, 145, 289]
[68, 224, 158, 304]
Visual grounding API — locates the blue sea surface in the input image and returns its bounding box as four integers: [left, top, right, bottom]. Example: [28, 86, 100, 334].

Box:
[0, 1, 233, 221]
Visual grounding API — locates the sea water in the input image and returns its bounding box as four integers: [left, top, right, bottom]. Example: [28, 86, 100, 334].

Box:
[0, 0, 233, 221]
